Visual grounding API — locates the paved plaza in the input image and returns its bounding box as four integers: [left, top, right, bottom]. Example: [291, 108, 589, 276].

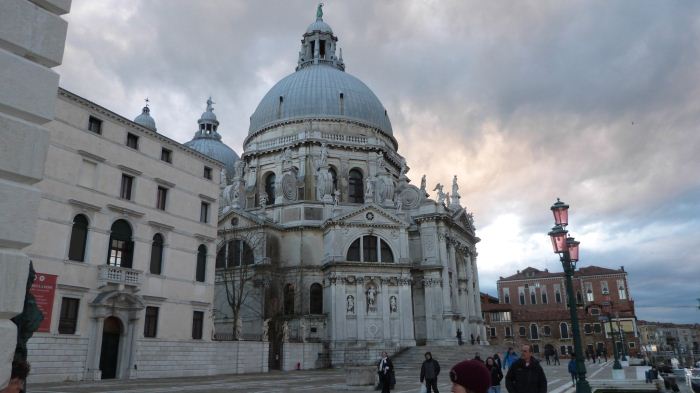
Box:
[31, 357, 647, 393]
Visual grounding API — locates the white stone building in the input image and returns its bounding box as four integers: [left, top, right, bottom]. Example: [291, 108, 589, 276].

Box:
[21, 88, 256, 382]
[212, 6, 486, 368]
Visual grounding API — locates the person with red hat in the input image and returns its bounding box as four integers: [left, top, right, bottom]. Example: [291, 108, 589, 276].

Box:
[449, 359, 491, 393]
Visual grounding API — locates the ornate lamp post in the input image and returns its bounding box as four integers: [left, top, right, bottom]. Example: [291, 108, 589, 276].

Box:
[548, 199, 591, 393]
[602, 289, 623, 369]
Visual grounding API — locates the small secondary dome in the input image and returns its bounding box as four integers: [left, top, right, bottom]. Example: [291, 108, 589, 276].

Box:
[134, 102, 156, 131]
[185, 97, 239, 176]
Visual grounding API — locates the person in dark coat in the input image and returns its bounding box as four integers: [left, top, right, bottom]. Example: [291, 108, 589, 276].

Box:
[505, 345, 547, 393]
[474, 352, 484, 363]
[568, 355, 578, 387]
[553, 349, 560, 365]
[420, 352, 441, 393]
[493, 353, 503, 370]
[377, 352, 394, 393]
[486, 357, 504, 393]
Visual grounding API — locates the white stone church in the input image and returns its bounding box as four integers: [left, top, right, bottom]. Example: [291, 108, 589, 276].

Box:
[206, 6, 486, 367]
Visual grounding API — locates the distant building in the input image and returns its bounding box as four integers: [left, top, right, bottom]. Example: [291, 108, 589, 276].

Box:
[638, 320, 700, 365]
[485, 266, 640, 358]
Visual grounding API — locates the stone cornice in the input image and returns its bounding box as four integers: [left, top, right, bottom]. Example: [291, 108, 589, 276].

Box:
[106, 203, 144, 218]
[154, 178, 176, 188]
[77, 149, 105, 162]
[199, 193, 217, 203]
[68, 199, 102, 212]
[147, 220, 175, 232]
[117, 165, 142, 176]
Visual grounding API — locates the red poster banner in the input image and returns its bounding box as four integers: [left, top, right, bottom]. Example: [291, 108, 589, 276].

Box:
[30, 273, 58, 333]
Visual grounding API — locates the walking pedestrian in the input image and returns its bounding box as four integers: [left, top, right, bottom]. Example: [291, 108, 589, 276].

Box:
[474, 352, 484, 363]
[545, 351, 550, 366]
[553, 349, 560, 365]
[568, 355, 578, 387]
[377, 351, 394, 393]
[420, 352, 441, 393]
[449, 360, 491, 393]
[471, 333, 476, 345]
[1, 360, 30, 393]
[494, 353, 503, 370]
[585, 349, 590, 362]
[602, 349, 608, 362]
[486, 357, 504, 393]
[457, 329, 464, 346]
[505, 344, 547, 393]
[503, 347, 519, 370]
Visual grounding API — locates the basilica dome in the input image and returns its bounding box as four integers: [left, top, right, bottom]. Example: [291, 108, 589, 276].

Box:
[248, 9, 392, 137]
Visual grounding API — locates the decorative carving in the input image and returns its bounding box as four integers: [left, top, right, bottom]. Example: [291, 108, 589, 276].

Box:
[420, 175, 428, 196]
[422, 278, 442, 287]
[376, 151, 386, 172]
[219, 167, 228, 187]
[365, 177, 374, 201]
[395, 198, 403, 212]
[398, 186, 422, 210]
[282, 321, 289, 342]
[262, 318, 270, 341]
[281, 172, 298, 201]
[346, 295, 355, 314]
[365, 212, 375, 221]
[389, 296, 398, 313]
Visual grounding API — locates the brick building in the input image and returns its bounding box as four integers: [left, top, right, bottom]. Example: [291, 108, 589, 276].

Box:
[483, 266, 640, 359]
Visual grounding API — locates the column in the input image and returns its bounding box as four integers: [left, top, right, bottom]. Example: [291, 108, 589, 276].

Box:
[381, 279, 390, 340]
[437, 231, 451, 315]
[85, 316, 104, 381]
[0, 0, 71, 388]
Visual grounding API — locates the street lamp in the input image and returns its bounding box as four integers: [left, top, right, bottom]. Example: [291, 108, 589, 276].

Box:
[548, 199, 591, 393]
[602, 289, 623, 370]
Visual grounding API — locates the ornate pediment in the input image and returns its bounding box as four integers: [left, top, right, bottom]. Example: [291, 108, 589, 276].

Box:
[324, 203, 408, 229]
[218, 207, 274, 230]
[451, 207, 476, 233]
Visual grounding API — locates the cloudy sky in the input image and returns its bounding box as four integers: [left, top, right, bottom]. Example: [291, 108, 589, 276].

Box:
[57, 0, 700, 323]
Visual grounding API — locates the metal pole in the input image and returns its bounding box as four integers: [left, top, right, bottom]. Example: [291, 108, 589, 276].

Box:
[616, 317, 628, 361]
[563, 253, 592, 393]
[608, 314, 622, 369]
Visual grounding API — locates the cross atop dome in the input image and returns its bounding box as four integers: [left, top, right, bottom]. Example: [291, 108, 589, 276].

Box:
[134, 98, 156, 131]
[297, 3, 345, 71]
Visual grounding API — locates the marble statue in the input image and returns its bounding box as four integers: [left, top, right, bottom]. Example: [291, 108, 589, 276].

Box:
[389, 296, 397, 313]
[262, 318, 270, 341]
[367, 286, 377, 306]
[365, 177, 374, 200]
[376, 152, 385, 171]
[347, 295, 355, 314]
[259, 192, 268, 211]
[300, 319, 306, 343]
[395, 198, 403, 213]
[234, 160, 245, 180]
[282, 321, 289, 342]
[319, 143, 328, 167]
[333, 189, 340, 206]
[451, 175, 461, 206]
[433, 183, 446, 204]
[420, 175, 427, 194]
[220, 167, 228, 187]
[399, 161, 407, 177]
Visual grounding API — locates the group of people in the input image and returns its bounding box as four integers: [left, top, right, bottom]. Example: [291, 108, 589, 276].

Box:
[378, 344, 548, 393]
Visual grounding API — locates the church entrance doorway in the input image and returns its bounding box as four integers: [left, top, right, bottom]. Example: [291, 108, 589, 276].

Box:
[99, 316, 122, 379]
[268, 320, 281, 370]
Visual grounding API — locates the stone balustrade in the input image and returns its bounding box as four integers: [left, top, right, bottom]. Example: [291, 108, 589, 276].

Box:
[97, 265, 143, 289]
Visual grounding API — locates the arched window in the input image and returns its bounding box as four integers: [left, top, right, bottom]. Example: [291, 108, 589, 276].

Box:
[530, 324, 539, 340]
[150, 233, 164, 275]
[309, 283, 323, 314]
[329, 167, 338, 191]
[543, 325, 552, 336]
[346, 235, 394, 263]
[216, 245, 226, 269]
[560, 322, 569, 339]
[264, 173, 276, 205]
[504, 294, 510, 304]
[107, 219, 133, 268]
[195, 245, 207, 282]
[530, 291, 537, 304]
[348, 169, 364, 203]
[518, 326, 527, 337]
[68, 214, 89, 262]
[284, 284, 295, 315]
[226, 239, 254, 267]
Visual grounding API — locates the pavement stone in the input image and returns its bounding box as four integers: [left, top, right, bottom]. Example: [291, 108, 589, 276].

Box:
[30, 357, 660, 393]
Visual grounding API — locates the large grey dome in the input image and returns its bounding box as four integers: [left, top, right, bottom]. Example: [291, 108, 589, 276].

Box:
[134, 106, 156, 131]
[248, 64, 393, 136]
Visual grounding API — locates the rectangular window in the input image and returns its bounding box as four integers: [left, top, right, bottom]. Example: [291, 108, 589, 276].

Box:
[161, 148, 172, 163]
[530, 291, 537, 305]
[505, 326, 512, 337]
[203, 166, 212, 180]
[120, 174, 134, 200]
[594, 324, 602, 333]
[126, 132, 139, 149]
[490, 327, 496, 338]
[601, 281, 609, 295]
[584, 324, 592, 334]
[58, 297, 80, 334]
[542, 292, 548, 304]
[585, 282, 594, 302]
[144, 306, 159, 338]
[200, 202, 209, 223]
[519, 288, 525, 305]
[502, 288, 510, 304]
[617, 279, 627, 300]
[88, 116, 102, 134]
[156, 186, 168, 210]
[532, 344, 540, 354]
[192, 311, 204, 340]
[555, 291, 562, 304]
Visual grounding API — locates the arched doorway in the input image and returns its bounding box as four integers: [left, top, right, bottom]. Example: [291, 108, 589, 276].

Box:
[99, 316, 122, 379]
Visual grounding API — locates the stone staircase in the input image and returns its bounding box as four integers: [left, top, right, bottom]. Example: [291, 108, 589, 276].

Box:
[392, 344, 513, 370]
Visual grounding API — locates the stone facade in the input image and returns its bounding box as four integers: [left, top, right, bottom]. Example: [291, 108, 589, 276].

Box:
[638, 320, 700, 364]
[213, 9, 486, 368]
[23, 89, 224, 382]
[485, 266, 640, 359]
[0, 0, 71, 389]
